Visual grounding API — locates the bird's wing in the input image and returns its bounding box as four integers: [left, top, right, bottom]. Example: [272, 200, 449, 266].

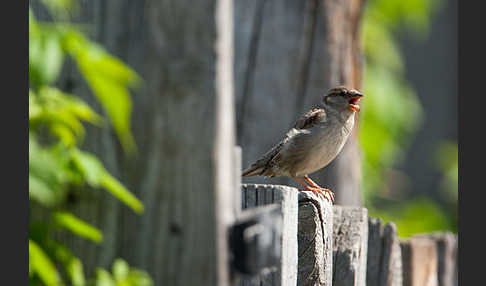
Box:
[242, 107, 325, 177]
[293, 107, 326, 130]
[242, 138, 285, 177]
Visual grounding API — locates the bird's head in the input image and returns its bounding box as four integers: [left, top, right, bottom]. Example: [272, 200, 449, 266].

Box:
[323, 86, 363, 113]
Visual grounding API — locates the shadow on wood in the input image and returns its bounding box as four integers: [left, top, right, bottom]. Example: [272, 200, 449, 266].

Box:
[238, 184, 298, 286]
[401, 236, 438, 286]
[401, 232, 457, 286]
[367, 218, 403, 286]
[332, 206, 368, 286]
[297, 192, 333, 286]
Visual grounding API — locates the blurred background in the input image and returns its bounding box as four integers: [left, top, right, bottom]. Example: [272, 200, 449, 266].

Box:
[29, 0, 457, 285]
[360, 0, 457, 237]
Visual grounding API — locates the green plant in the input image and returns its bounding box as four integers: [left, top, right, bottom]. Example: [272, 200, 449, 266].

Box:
[90, 259, 153, 286]
[368, 197, 454, 238]
[29, 1, 152, 285]
[359, 0, 457, 236]
[360, 0, 441, 201]
[435, 141, 458, 202]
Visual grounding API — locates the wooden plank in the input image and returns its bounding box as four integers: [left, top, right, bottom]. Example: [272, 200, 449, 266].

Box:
[416, 232, 457, 286]
[214, 0, 237, 285]
[434, 233, 457, 286]
[367, 218, 403, 286]
[234, 146, 243, 219]
[239, 184, 299, 286]
[400, 236, 438, 286]
[381, 223, 403, 286]
[367, 218, 383, 285]
[297, 192, 334, 286]
[332, 206, 368, 286]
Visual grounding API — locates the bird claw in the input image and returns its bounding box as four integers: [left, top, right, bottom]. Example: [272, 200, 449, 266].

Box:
[320, 188, 335, 204]
[300, 187, 334, 204]
[315, 187, 334, 204]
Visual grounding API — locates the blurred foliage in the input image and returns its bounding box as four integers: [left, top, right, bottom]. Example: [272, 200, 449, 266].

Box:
[360, 0, 457, 236]
[90, 259, 153, 286]
[29, 1, 151, 285]
[368, 197, 453, 238]
[435, 141, 458, 202]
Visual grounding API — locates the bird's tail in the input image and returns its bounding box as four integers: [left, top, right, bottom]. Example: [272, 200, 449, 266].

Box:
[242, 165, 264, 177]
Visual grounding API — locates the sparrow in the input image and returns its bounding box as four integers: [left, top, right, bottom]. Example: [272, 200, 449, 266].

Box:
[241, 86, 363, 203]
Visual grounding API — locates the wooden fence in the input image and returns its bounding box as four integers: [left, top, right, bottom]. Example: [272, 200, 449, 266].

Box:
[31, 0, 456, 285]
[232, 183, 457, 286]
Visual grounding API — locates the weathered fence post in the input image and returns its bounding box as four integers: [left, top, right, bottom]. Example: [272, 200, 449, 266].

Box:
[367, 218, 403, 286]
[297, 192, 333, 286]
[401, 232, 458, 286]
[215, 0, 237, 285]
[236, 183, 458, 286]
[428, 232, 457, 286]
[238, 184, 299, 286]
[401, 236, 439, 286]
[332, 206, 368, 286]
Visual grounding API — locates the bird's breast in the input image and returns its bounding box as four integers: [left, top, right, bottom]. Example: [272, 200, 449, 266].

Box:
[291, 117, 354, 176]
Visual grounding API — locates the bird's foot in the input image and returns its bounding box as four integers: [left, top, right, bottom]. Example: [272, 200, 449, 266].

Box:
[302, 176, 335, 203]
[317, 187, 335, 204]
[298, 187, 321, 200]
[301, 186, 334, 204]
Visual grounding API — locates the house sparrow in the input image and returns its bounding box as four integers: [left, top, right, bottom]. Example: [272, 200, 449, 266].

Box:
[242, 86, 363, 203]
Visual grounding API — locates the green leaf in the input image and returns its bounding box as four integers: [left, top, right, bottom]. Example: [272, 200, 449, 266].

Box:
[34, 87, 104, 144]
[29, 137, 72, 206]
[63, 32, 140, 86]
[29, 239, 63, 286]
[112, 259, 129, 282]
[94, 269, 116, 286]
[66, 257, 86, 286]
[29, 23, 64, 86]
[29, 174, 58, 207]
[100, 173, 144, 214]
[29, 255, 33, 277]
[50, 123, 77, 146]
[82, 75, 136, 153]
[29, 136, 76, 201]
[70, 148, 143, 213]
[66, 99, 104, 126]
[48, 240, 86, 286]
[69, 148, 105, 186]
[52, 211, 103, 243]
[29, 89, 42, 120]
[39, 86, 103, 125]
[63, 30, 139, 153]
[127, 270, 154, 286]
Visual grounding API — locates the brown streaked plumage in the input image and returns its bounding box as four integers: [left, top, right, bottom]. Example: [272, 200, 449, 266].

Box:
[242, 86, 364, 203]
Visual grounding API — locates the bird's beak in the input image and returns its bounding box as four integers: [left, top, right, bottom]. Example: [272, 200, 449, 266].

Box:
[348, 92, 363, 112]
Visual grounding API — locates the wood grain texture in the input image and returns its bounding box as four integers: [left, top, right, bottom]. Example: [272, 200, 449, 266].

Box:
[367, 218, 403, 286]
[400, 236, 439, 286]
[416, 232, 458, 286]
[33, 0, 234, 285]
[297, 192, 334, 286]
[332, 206, 368, 286]
[434, 233, 457, 286]
[239, 184, 299, 286]
[236, 0, 366, 206]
